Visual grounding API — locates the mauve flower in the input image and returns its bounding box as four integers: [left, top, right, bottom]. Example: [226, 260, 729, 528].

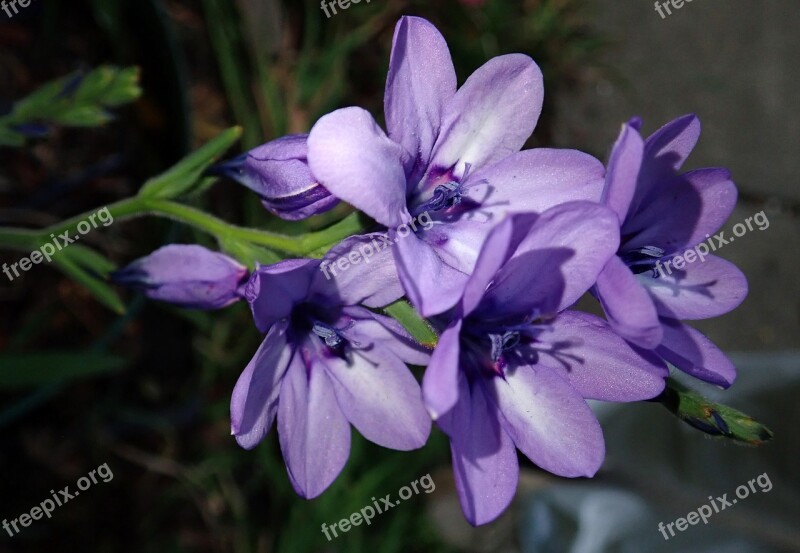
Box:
[593, 116, 747, 386]
[307, 16, 604, 317]
[216, 134, 339, 220]
[112, 244, 247, 309]
[423, 203, 668, 525]
[231, 235, 431, 498]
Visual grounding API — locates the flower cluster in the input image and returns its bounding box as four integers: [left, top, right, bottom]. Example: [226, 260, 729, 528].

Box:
[114, 17, 747, 525]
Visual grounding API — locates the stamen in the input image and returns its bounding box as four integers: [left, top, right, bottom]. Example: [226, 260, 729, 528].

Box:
[312, 321, 345, 348]
[620, 246, 665, 277]
[489, 331, 521, 362]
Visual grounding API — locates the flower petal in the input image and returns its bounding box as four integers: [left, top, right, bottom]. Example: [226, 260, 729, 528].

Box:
[476, 202, 619, 319]
[466, 149, 605, 218]
[535, 311, 667, 401]
[601, 122, 644, 222]
[394, 232, 469, 317]
[623, 168, 738, 255]
[308, 107, 410, 227]
[642, 254, 748, 320]
[278, 339, 351, 498]
[323, 338, 431, 451]
[312, 233, 404, 309]
[339, 306, 431, 366]
[385, 16, 457, 184]
[422, 319, 463, 419]
[231, 320, 293, 449]
[438, 373, 519, 526]
[490, 365, 605, 477]
[246, 259, 317, 333]
[656, 318, 736, 387]
[594, 255, 663, 348]
[428, 54, 544, 178]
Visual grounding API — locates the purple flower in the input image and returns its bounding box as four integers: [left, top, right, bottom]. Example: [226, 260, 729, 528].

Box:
[216, 134, 339, 220]
[307, 16, 604, 317]
[422, 203, 668, 525]
[593, 116, 748, 386]
[112, 245, 248, 309]
[231, 235, 431, 498]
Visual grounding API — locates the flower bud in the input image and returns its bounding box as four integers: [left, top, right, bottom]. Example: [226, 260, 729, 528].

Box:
[216, 134, 339, 220]
[112, 245, 248, 309]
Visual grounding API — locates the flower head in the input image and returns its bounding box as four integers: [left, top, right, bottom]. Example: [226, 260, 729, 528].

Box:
[593, 116, 748, 386]
[422, 203, 667, 525]
[112, 244, 248, 309]
[231, 235, 431, 498]
[307, 16, 605, 317]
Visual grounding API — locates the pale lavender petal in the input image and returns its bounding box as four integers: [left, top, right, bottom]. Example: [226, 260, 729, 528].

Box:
[339, 306, 431, 366]
[312, 233, 404, 308]
[323, 337, 431, 451]
[491, 365, 605, 477]
[231, 320, 293, 449]
[534, 311, 667, 401]
[624, 168, 738, 254]
[465, 149, 605, 218]
[656, 318, 736, 387]
[427, 54, 544, 178]
[438, 372, 519, 526]
[245, 259, 317, 333]
[112, 245, 247, 310]
[476, 202, 619, 319]
[394, 232, 469, 317]
[422, 320, 463, 419]
[307, 107, 410, 227]
[642, 254, 748, 320]
[385, 16, 457, 183]
[601, 122, 644, 223]
[278, 339, 351, 499]
[594, 255, 663, 348]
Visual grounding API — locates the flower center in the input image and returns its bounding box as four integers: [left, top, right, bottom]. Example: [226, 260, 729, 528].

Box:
[620, 246, 665, 277]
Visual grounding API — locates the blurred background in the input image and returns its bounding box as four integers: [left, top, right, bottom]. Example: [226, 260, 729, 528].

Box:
[0, 1, 797, 552]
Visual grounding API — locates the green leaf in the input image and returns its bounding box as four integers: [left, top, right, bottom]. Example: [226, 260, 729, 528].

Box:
[52, 105, 113, 127]
[218, 236, 281, 269]
[0, 352, 127, 389]
[52, 254, 125, 314]
[61, 243, 118, 276]
[0, 127, 25, 147]
[383, 300, 438, 349]
[658, 378, 773, 445]
[138, 126, 242, 200]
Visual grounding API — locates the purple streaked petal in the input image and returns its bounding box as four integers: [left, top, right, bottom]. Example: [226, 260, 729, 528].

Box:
[339, 306, 431, 366]
[465, 149, 606, 218]
[422, 320, 463, 419]
[394, 232, 469, 317]
[601, 122, 644, 223]
[641, 254, 748, 320]
[278, 339, 351, 499]
[476, 202, 619, 319]
[629, 114, 701, 213]
[307, 107, 410, 227]
[427, 54, 544, 179]
[594, 255, 663, 348]
[246, 259, 317, 333]
[231, 320, 293, 449]
[535, 311, 667, 401]
[656, 318, 736, 387]
[491, 365, 605, 478]
[385, 16, 457, 184]
[623, 168, 738, 254]
[438, 372, 519, 526]
[322, 338, 431, 451]
[311, 233, 404, 309]
[112, 245, 248, 310]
